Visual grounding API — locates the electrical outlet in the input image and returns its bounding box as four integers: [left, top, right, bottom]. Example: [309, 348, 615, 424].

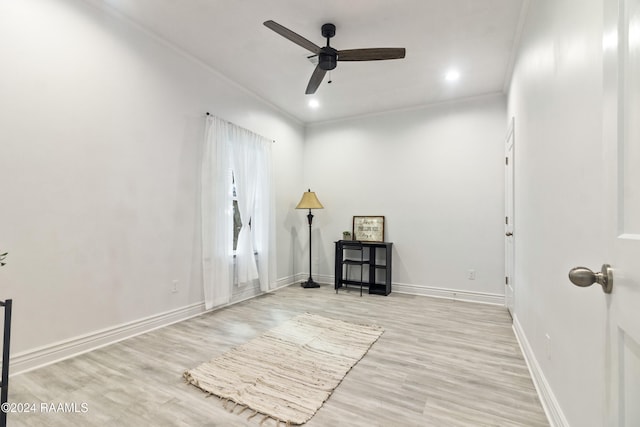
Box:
[467, 269, 476, 280]
[172, 280, 179, 293]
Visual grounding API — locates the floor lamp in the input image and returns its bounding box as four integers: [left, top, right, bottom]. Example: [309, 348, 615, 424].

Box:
[296, 189, 324, 288]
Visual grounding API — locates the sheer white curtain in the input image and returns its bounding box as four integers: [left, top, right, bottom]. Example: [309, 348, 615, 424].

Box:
[230, 133, 260, 285]
[241, 137, 274, 292]
[201, 116, 233, 309]
[201, 115, 274, 309]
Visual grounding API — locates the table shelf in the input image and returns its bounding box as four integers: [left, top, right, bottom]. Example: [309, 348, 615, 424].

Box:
[334, 240, 392, 296]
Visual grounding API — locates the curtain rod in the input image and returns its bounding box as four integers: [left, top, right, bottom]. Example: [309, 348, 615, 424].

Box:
[206, 112, 276, 143]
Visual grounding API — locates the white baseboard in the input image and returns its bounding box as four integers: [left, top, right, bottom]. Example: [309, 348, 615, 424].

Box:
[313, 273, 334, 285]
[10, 301, 206, 376]
[294, 273, 503, 305]
[274, 274, 298, 288]
[10, 276, 302, 376]
[8, 274, 500, 376]
[268, 276, 304, 292]
[278, 273, 310, 287]
[389, 282, 503, 305]
[512, 315, 568, 427]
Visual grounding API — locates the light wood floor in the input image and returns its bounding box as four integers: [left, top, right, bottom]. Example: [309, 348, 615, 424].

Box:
[6, 284, 549, 426]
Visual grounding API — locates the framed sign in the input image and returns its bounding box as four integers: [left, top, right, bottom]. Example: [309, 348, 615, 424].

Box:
[352, 216, 385, 242]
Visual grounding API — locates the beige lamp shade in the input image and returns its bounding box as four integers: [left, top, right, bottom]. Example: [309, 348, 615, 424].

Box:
[296, 189, 324, 209]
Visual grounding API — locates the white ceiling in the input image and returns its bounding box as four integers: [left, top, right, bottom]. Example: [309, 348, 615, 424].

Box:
[89, 0, 526, 123]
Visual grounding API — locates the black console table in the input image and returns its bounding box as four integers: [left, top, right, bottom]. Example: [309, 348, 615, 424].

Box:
[334, 240, 393, 295]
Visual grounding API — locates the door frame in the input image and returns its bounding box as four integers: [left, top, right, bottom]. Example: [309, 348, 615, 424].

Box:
[602, 0, 640, 424]
[504, 117, 515, 316]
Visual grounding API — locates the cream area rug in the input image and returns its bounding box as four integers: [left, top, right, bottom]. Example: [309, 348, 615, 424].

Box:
[183, 313, 384, 425]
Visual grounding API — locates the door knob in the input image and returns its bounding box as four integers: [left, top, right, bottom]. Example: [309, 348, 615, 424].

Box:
[505, 232, 513, 236]
[568, 264, 613, 294]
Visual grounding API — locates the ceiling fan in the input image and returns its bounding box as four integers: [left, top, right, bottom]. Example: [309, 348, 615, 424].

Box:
[263, 20, 406, 95]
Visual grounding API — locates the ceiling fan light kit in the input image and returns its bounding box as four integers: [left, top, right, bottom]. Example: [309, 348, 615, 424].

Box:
[264, 20, 406, 95]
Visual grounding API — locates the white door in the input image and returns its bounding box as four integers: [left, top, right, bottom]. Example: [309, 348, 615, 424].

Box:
[601, 0, 640, 424]
[504, 118, 515, 316]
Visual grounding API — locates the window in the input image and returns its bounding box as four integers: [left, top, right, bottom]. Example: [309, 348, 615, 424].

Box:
[231, 171, 253, 253]
[201, 115, 274, 309]
[232, 172, 242, 251]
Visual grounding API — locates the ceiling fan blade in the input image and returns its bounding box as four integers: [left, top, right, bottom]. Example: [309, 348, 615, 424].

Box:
[305, 65, 327, 95]
[338, 48, 406, 61]
[264, 20, 322, 54]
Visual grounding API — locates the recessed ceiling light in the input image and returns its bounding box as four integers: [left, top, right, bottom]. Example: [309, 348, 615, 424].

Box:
[445, 69, 461, 82]
[308, 99, 320, 109]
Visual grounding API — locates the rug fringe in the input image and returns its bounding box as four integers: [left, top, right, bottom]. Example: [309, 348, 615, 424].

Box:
[246, 412, 292, 427]
[223, 398, 240, 412]
[221, 399, 245, 413]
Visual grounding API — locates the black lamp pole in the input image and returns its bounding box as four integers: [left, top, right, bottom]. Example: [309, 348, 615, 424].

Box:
[296, 189, 323, 288]
[302, 209, 320, 288]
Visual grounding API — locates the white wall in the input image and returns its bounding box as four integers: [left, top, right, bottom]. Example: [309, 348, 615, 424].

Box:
[507, 0, 606, 425]
[303, 95, 507, 302]
[0, 0, 305, 360]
